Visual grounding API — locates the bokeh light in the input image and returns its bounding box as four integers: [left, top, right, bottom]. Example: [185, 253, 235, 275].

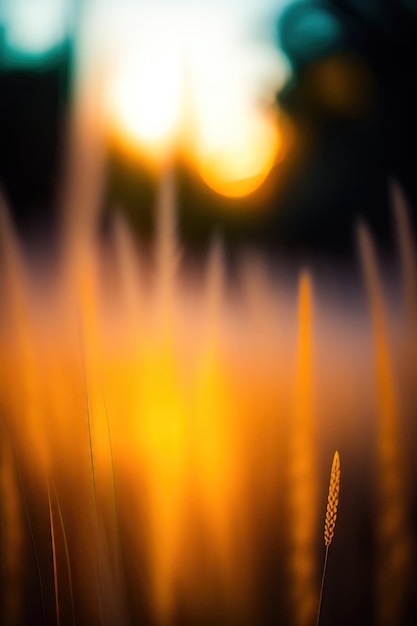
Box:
[0, 0, 69, 65]
[102, 2, 290, 197]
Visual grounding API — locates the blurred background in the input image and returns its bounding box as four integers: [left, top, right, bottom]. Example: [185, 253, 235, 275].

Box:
[1, 3, 417, 626]
[1, 0, 417, 259]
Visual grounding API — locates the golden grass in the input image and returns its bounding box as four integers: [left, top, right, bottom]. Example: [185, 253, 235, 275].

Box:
[0, 170, 416, 624]
[358, 221, 413, 626]
[288, 271, 319, 626]
[324, 451, 340, 547]
[317, 451, 341, 626]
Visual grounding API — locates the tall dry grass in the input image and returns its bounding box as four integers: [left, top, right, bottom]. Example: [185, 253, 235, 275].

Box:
[288, 272, 319, 626]
[0, 100, 416, 626]
[358, 222, 413, 626]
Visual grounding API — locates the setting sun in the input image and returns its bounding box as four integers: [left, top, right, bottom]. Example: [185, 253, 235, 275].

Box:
[198, 111, 282, 198]
[104, 4, 288, 197]
[110, 43, 182, 156]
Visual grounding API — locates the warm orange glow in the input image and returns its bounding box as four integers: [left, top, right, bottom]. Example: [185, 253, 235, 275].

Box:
[0, 175, 415, 626]
[3, 1, 417, 624]
[198, 113, 282, 199]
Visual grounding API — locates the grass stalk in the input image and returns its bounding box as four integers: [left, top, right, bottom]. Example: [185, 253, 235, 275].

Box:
[77, 313, 105, 625]
[316, 546, 329, 626]
[316, 451, 340, 626]
[103, 392, 131, 625]
[1, 415, 46, 626]
[47, 482, 60, 626]
[358, 222, 412, 626]
[52, 481, 76, 626]
[290, 271, 318, 626]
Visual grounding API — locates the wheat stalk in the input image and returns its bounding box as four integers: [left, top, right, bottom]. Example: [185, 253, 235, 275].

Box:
[316, 451, 341, 626]
[324, 451, 340, 547]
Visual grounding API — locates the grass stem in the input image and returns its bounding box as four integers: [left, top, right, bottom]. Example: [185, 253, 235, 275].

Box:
[316, 545, 329, 626]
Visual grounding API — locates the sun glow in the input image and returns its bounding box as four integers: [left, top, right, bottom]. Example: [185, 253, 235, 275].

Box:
[104, 4, 288, 197]
[198, 111, 282, 198]
[110, 44, 183, 157]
